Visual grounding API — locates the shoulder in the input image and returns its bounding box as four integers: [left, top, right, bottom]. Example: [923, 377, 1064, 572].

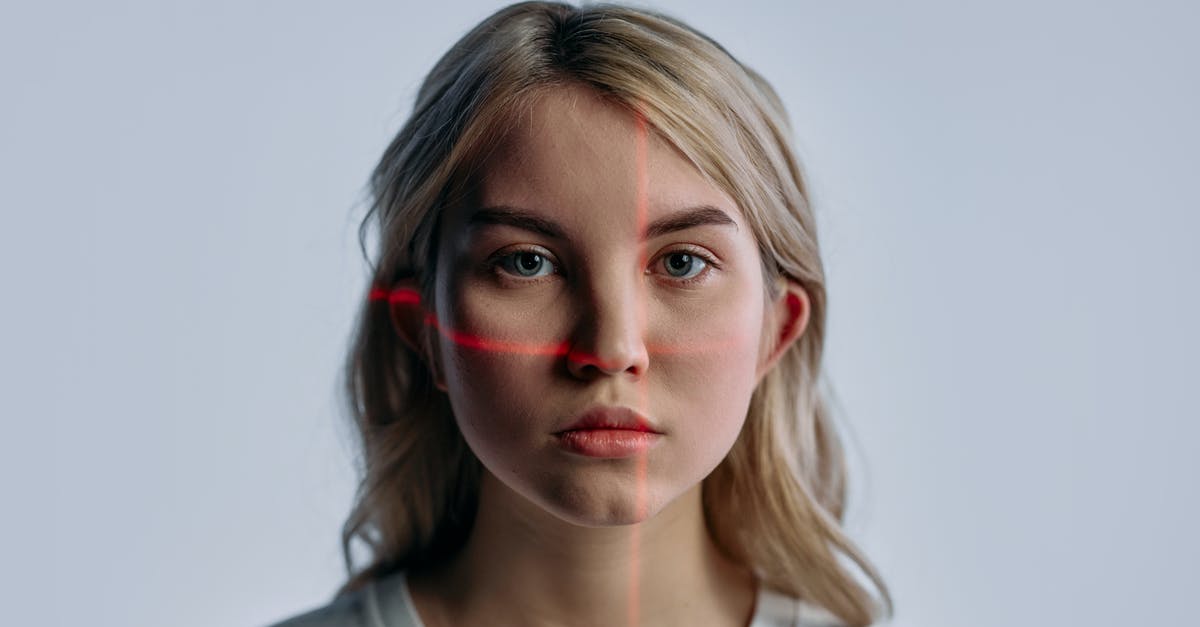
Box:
[263, 571, 417, 627]
[795, 599, 851, 627]
[263, 581, 377, 627]
[753, 585, 849, 627]
[263, 590, 368, 627]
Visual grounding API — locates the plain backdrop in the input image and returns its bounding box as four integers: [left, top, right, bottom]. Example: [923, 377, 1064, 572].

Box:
[3, 1, 1197, 626]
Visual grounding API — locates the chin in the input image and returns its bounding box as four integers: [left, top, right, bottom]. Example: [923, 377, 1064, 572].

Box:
[532, 475, 682, 528]
[478, 451, 707, 529]
[551, 501, 658, 528]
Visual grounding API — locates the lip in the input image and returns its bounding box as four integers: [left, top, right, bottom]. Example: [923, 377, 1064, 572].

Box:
[554, 405, 663, 459]
[555, 405, 663, 435]
[557, 430, 661, 458]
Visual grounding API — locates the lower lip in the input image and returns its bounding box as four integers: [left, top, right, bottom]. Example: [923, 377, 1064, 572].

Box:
[556, 429, 662, 458]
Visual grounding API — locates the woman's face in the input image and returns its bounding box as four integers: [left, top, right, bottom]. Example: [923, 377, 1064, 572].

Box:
[429, 85, 786, 527]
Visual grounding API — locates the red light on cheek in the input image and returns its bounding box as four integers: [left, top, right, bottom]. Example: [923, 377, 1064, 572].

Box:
[368, 285, 744, 359]
[431, 313, 573, 357]
[370, 285, 571, 356]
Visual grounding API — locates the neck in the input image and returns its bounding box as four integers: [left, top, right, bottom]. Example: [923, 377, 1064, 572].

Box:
[407, 469, 757, 627]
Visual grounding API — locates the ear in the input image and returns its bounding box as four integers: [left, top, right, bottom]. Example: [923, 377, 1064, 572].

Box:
[755, 277, 811, 385]
[386, 278, 448, 393]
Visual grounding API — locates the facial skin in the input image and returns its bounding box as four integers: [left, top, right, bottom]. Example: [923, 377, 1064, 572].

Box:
[433, 88, 801, 527]
[391, 83, 810, 627]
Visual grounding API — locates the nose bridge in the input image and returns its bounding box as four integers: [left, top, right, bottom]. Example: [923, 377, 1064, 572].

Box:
[568, 259, 650, 376]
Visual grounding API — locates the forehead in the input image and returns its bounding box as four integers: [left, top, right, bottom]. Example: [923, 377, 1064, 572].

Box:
[451, 85, 744, 236]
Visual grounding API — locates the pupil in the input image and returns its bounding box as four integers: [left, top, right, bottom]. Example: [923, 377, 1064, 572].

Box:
[518, 253, 541, 273]
[669, 253, 691, 274]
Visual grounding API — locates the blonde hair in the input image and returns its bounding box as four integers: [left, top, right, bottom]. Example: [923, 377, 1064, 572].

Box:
[339, 2, 893, 624]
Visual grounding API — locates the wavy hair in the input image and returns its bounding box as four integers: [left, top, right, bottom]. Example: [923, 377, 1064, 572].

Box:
[338, 2, 893, 625]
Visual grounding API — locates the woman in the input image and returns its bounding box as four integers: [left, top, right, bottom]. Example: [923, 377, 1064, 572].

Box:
[269, 2, 892, 625]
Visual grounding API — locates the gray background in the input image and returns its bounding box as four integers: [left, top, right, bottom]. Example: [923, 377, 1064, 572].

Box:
[4, 1, 1196, 626]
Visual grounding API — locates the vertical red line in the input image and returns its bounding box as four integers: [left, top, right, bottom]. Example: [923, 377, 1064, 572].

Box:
[628, 109, 651, 627]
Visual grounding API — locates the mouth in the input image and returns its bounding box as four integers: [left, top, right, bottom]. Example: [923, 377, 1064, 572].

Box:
[554, 405, 663, 458]
[555, 429, 662, 458]
[554, 404, 663, 435]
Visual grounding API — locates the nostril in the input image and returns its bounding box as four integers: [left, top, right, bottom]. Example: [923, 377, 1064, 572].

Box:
[565, 344, 648, 379]
[563, 303, 651, 377]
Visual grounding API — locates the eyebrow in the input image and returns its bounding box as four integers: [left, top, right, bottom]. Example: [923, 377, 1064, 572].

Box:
[467, 204, 738, 240]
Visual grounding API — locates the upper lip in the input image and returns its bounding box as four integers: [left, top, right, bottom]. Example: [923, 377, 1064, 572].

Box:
[555, 405, 663, 434]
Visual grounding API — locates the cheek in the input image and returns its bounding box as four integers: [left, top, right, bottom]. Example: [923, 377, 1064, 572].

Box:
[441, 356, 543, 488]
[434, 290, 560, 460]
[653, 299, 764, 463]
[651, 265, 767, 380]
[648, 281, 768, 461]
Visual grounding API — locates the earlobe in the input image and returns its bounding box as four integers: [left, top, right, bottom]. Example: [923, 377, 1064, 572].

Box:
[385, 278, 448, 393]
[756, 278, 811, 383]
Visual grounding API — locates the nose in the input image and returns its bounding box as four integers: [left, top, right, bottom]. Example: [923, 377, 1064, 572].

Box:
[565, 280, 651, 380]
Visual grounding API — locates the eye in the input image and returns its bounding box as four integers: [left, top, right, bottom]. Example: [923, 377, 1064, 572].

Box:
[660, 251, 707, 281]
[497, 250, 555, 279]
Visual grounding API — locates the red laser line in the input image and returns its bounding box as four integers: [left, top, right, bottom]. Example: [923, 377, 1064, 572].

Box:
[629, 108, 650, 627]
[369, 287, 747, 357]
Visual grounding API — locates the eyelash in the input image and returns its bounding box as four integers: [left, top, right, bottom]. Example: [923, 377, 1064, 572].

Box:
[487, 245, 721, 288]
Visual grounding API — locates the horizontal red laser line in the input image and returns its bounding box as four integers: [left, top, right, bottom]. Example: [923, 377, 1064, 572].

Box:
[370, 286, 745, 357]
